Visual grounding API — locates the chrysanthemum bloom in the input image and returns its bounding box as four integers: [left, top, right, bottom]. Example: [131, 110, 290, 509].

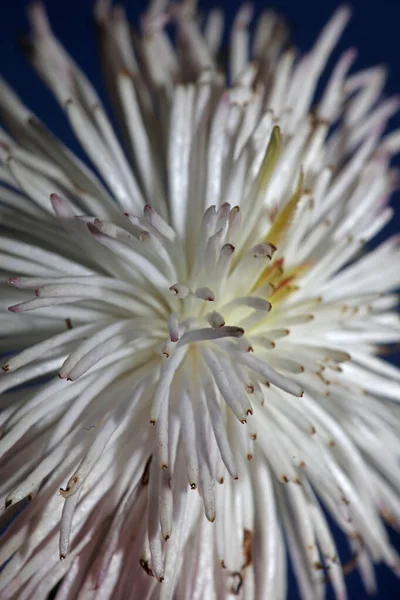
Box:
[1, 1, 400, 598]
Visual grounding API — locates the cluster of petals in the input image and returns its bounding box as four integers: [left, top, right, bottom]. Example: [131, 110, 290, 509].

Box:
[0, 2, 400, 599]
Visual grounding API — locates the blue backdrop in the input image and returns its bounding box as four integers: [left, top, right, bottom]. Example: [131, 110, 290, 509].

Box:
[0, 1, 399, 599]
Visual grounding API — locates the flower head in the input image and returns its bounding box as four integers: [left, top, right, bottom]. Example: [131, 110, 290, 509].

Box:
[1, 1, 400, 599]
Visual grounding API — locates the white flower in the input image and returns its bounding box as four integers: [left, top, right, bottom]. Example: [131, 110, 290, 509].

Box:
[1, 1, 400, 599]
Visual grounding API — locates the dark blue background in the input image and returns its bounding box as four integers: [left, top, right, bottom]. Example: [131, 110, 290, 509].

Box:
[1, 1, 399, 598]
